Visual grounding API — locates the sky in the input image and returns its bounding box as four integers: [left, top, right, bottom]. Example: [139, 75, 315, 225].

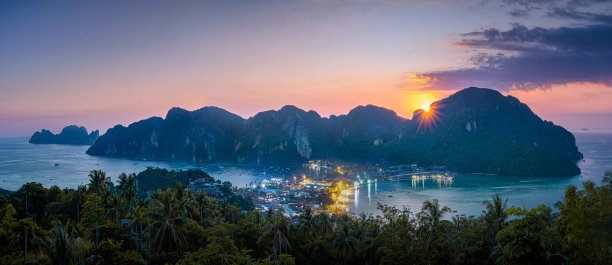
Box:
[1, 0, 611, 137]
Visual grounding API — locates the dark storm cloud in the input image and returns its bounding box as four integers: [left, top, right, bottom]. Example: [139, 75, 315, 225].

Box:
[411, 23, 612, 90]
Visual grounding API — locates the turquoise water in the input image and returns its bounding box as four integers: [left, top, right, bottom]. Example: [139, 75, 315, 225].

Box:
[0, 133, 611, 216]
[348, 132, 612, 216]
[0, 137, 280, 190]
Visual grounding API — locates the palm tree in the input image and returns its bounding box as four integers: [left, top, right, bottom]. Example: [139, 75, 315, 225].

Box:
[126, 205, 148, 255]
[192, 191, 213, 226]
[117, 172, 138, 213]
[314, 213, 332, 236]
[482, 194, 508, 234]
[152, 218, 187, 255]
[73, 185, 87, 224]
[34, 221, 93, 265]
[104, 193, 123, 225]
[258, 212, 291, 261]
[332, 221, 358, 265]
[418, 199, 451, 227]
[150, 187, 188, 258]
[297, 207, 316, 239]
[87, 170, 111, 197]
[357, 216, 380, 265]
[416, 200, 451, 253]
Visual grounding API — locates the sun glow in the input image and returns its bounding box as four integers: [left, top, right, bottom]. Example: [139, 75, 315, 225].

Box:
[401, 90, 454, 119]
[422, 104, 431, 112]
[403, 74, 437, 89]
[415, 103, 444, 135]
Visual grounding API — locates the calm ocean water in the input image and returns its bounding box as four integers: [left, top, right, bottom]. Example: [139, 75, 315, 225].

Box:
[1, 132, 611, 216]
[348, 132, 612, 216]
[0, 137, 276, 190]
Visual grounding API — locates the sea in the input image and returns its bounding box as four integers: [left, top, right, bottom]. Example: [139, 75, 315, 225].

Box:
[1, 132, 611, 217]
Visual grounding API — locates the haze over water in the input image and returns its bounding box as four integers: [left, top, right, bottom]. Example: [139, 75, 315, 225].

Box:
[0, 132, 610, 217]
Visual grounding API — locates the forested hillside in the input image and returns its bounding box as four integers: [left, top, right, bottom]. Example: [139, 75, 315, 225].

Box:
[0, 170, 610, 265]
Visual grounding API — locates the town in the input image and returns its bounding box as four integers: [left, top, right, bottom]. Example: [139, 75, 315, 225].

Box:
[192, 160, 456, 218]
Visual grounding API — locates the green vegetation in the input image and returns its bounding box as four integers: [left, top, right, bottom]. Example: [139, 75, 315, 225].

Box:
[136, 168, 254, 211]
[1, 170, 610, 265]
[86, 88, 583, 177]
[388, 122, 581, 177]
[135, 168, 213, 192]
[0, 187, 13, 196]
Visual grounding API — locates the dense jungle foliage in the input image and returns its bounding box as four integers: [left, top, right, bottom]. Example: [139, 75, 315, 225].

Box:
[0, 170, 610, 265]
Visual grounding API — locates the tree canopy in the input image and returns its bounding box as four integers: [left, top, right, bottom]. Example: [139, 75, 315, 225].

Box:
[0, 170, 610, 264]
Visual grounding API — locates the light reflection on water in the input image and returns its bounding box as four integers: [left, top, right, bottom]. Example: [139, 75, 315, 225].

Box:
[347, 132, 612, 216]
[348, 173, 580, 217]
[0, 132, 611, 217]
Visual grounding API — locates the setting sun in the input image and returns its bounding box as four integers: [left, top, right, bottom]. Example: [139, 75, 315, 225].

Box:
[422, 104, 431, 112]
[401, 90, 453, 119]
[1, 2, 609, 263]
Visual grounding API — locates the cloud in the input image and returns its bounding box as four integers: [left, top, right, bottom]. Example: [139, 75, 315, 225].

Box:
[491, 0, 612, 18]
[406, 23, 612, 91]
[500, 0, 612, 9]
[501, 0, 555, 9]
[409, 52, 612, 90]
[459, 23, 612, 53]
[547, 7, 612, 24]
[507, 8, 530, 17]
[497, 0, 552, 17]
[566, 0, 612, 8]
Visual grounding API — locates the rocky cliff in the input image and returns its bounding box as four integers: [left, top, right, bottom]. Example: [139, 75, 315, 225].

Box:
[86, 87, 582, 177]
[29, 125, 99, 145]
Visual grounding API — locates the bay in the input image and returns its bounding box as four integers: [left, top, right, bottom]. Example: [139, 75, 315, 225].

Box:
[0, 132, 610, 216]
[347, 132, 612, 216]
[0, 137, 274, 190]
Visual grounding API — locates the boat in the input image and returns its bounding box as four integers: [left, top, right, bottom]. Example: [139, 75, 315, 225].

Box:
[54, 163, 59, 166]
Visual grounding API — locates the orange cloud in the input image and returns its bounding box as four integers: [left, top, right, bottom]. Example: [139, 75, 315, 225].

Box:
[402, 73, 439, 90]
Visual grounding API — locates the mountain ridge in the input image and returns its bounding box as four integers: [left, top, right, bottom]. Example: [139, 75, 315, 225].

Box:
[86, 87, 582, 177]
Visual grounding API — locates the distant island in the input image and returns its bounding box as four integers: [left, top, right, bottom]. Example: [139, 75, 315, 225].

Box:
[29, 125, 99, 145]
[87, 87, 582, 177]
